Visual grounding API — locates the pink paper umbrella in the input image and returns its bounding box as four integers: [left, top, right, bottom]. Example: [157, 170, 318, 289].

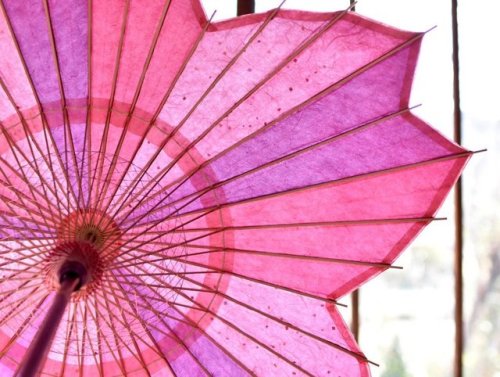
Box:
[0, 0, 470, 376]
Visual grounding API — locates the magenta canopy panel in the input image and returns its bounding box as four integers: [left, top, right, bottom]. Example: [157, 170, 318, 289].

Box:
[0, 0, 469, 376]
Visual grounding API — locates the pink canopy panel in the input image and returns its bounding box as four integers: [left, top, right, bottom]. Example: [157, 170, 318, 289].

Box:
[0, 0, 470, 376]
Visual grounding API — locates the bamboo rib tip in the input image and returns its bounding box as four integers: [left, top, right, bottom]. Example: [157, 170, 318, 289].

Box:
[425, 25, 438, 34]
[208, 10, 217, 21]
[367, 359, 380, 367]
[334, 300, 348, 308]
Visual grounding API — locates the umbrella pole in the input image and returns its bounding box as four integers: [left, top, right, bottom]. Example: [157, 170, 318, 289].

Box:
[15, 261, 87, 377]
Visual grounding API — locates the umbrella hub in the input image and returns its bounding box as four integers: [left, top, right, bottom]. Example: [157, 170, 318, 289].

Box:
[43, 241, 105, 301]
[57, 208, 122, 252]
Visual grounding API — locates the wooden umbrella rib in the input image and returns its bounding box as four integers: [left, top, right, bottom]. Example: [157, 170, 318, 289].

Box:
[0, 264, 42, 288]
[107, 5, 349, 221]
[0, 172, 59, 225]
[0, 153, 61, 222]
[95, 288, 134, 374]
[0, 292, 43, 329]
[0, 214, 55, 257]
[81, 0, 93, 209]
[110, 266, 264, 376]
[113, 264, 316, 377]
[42, 0, 82, 212]
[112, 270, 219, 278]
[96, 283, 174, 376]
[0, 211, 54, 244]
[0, 233, 52, 250]
[0, 238, 54, 259]
[113, 28, 425, 225]
[95, 285, 211, 377]
[0, 281, 41, 312]
[115, 253, 345, 315]
[99, 284, 205, 330]
[94, 0, 173, 220]
[138, 255, 349, 307]
[121, 26, 424, 225]
[0, 232, 52, 248]
[0, 264, 43, 275]
[88, 0, 130, 221]
[126, 199, 431, 231]
[98, 12, 215, 226]
[84, 300, 105, 377]
[169, 305, 259, 377]
[0, 205, 54, 233]
[103, 204, 218, 262]
[112, 214, 438, 269]
[108, 268, 218, 316]
[116, 259, 376, 366]
[0, 252, 52, 271]
[108, 265, 295, 376]
[76, 302, 86, 377]
[207, 276, 375, 366]
[0, 191, 54, 239]
[173, 247, 401, 270]
[0, 285, 44, 328]
[161, 215, 439, 233]
[163, 301, 205, 312]
[0, 282, 41, 302]
[88, 296, 129, 377]
[0, 274, 46, 284]
[109, 226, 222, 265]
[107, 3, 358, 221]
[58, 302, 77, 377]
[117, 211, 219, 259]
[0, 204, 54, 230]
[122, 99, 414, 226]
[0, 79, 63, 212]
[115, 240, 399, 272]
[0, 255, 45, 271]
[0, 291, 49, 361]
[97, 285, 155, 376]
[74, 305, 84, 377]
[103, 288, 213, 377]
[142, 150, 473, 227]
[0, 78, 61, 223]
[105, 274, 188, 376]
[0, 0, 80, 216]
[120, 104, 417, 226]
[97, 282, 194, 327]
[0, 117, 68, 220]
[104, 4, 285, 221]
[107, 5, 343, 222]
[0, 123, 65, 226]
[79, 302, 103, 377]
[99, 279, 212, 294]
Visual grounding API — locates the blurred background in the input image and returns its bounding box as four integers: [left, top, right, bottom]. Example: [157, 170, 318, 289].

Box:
[200, 1, 499, 376]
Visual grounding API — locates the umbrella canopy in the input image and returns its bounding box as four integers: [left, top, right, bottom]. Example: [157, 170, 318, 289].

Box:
[0, 0, 470, 376]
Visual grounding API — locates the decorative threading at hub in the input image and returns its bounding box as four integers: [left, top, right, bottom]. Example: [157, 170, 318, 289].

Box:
[43, 209, 123, 301]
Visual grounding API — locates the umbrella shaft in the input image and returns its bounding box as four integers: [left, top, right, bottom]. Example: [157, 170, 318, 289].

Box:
[15, 277, 79, 377]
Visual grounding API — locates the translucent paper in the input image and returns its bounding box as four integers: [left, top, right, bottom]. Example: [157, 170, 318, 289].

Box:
[0, 1, 469, 376]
